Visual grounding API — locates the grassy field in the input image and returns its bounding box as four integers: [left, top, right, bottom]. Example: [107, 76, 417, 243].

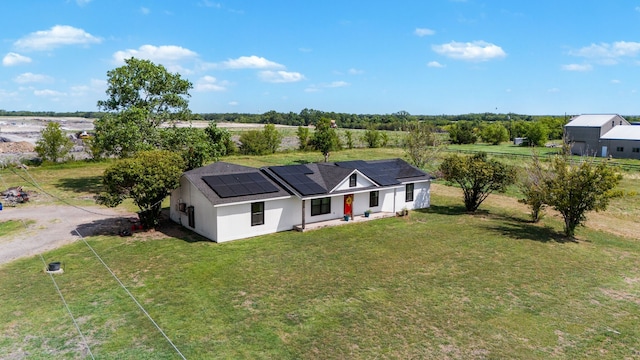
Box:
[1, 148, 640, 359]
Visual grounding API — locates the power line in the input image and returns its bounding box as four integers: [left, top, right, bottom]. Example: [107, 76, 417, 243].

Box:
[16, 165, 187, 359]
[39, 253, 96, 360]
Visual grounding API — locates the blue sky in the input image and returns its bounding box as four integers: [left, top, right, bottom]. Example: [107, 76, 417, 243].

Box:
[2, 1, 640, 115]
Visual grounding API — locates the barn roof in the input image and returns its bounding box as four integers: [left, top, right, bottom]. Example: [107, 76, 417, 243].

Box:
[565, 114, 628, 127]
[600, 125, 640, 141]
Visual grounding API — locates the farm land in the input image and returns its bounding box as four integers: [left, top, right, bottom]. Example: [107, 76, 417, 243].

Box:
[1, 121, 640, 358]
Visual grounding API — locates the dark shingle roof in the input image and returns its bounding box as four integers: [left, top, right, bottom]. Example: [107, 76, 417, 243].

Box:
[183, 162, 291, 205]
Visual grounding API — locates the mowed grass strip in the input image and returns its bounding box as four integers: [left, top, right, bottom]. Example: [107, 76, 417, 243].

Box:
[1, 190, 640, 359]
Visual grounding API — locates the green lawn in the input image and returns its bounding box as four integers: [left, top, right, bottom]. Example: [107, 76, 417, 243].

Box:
[2, 148, 640, 358]
[2, 189, 640, 358]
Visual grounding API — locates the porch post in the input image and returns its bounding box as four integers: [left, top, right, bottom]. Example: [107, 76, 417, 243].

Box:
[301, 199, 306, 230]
[393, 188, 397, 214]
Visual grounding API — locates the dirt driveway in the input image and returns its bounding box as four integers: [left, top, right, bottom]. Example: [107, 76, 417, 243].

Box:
[0, 205, 135, 266]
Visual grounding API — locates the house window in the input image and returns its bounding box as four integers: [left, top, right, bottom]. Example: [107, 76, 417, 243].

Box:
[612, 121, 615, 127]
[349, 173, 357, 187]
[405, 183, 414, 202]
[632, 148, 640, 153]
[311, 197, 331, 216]
[616, 147, 624, 152]
[369, 191, 379, 207]
[187, 206, 195, 228]
[251, 202, 264, 226]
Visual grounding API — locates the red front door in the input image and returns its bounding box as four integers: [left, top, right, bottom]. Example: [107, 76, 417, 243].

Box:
[344, 194, 353, 216]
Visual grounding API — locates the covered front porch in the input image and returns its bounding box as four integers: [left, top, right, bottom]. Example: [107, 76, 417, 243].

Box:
[293, 211, 395, 232]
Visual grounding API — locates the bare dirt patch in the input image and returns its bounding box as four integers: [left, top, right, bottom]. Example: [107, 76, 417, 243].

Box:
[0, 205, 135, 266]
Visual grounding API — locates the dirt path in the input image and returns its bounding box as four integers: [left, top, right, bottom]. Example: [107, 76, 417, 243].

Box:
[0, 205, 136, 266]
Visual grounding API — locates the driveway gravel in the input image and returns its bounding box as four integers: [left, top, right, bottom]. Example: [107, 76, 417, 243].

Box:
[0, 204, 135, 266]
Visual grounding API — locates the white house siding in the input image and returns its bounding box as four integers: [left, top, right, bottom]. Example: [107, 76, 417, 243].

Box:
[216, 197, 300, 243]
[391, 181, 431, 213]
[333, 172, 375, 192]
[170, 178, 218, 241]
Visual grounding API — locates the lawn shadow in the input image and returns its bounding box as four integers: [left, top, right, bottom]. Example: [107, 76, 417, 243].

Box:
[419, 204, 468, 216]
[74, 215, 137, 237]
[56, 175, 103, 194]
[292, 159, 311, 165]
[481, 219, 569, 243]
[153, 209, 211, 243]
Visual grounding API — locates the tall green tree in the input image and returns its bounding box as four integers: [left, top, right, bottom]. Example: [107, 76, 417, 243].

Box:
[518, 152, 551, 222]
[311, 117, 341, 162]
[158, 127, 219, 170]
[362, 127, 381, 148]
[297, 126, 311, 151]
[96, 150, 184, 228]
[525, 122, 550, 147]
[262, 123, 282, 154]
[480, 122, 510, 145]
[93, 57, 193, 158]
[205, 122, 235, 155]
[448, 121, 478, 144]
[544, 155, 622, 238]
[439, 152, 516, 212]
[403, 122, 443, 169]
[34, 122, 73, 162]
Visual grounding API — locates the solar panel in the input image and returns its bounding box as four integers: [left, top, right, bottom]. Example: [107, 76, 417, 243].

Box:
[269, 165, 326, 196]
[202, 172, 280, 198]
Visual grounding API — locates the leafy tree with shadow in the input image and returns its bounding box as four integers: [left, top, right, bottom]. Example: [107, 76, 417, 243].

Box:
[518, 151, 551, 223]
[96, 150, 184, 228]
[544, 154, 622, 238]
[35, 122, 73, 162]
[439, 152, 516, 212]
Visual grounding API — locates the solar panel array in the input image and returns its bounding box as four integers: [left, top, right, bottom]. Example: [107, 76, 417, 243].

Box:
[269, 165, 326, 196]
[203, 172, 280, 198]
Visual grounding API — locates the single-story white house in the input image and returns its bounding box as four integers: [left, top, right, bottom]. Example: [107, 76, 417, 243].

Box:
[169, 158, 433, 242]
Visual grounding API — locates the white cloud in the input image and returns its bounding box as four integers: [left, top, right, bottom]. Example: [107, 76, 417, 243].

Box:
[611, 79, 621, 84]
[140, 7, 150, 15]
[415, 28, 435, 37]
[228, 101, 238, 106]
[562, 63, 592, 72]
[305, 81, 350, 92]
[427, 61, 445, 68]
[432, 40, 506, 61]
[34, 89, 66, 97]
[221, 55, 284, 69]
[76, 0, 92, 5]
[258, 70, 304, 83]
[14, 25, 101, 51]
[199, 0, 221, 8]
[569, 41, 640, 64]
[547, 88, 560, 93]
[113, 45, 198, 65]
[14, 72, 53, 84]
[194, 75, 227, 92]
[299, 47, 313, 53]
[348, 68, 364, 75]
[3, 52, 32, 66]
[326, 81, 349, 88]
